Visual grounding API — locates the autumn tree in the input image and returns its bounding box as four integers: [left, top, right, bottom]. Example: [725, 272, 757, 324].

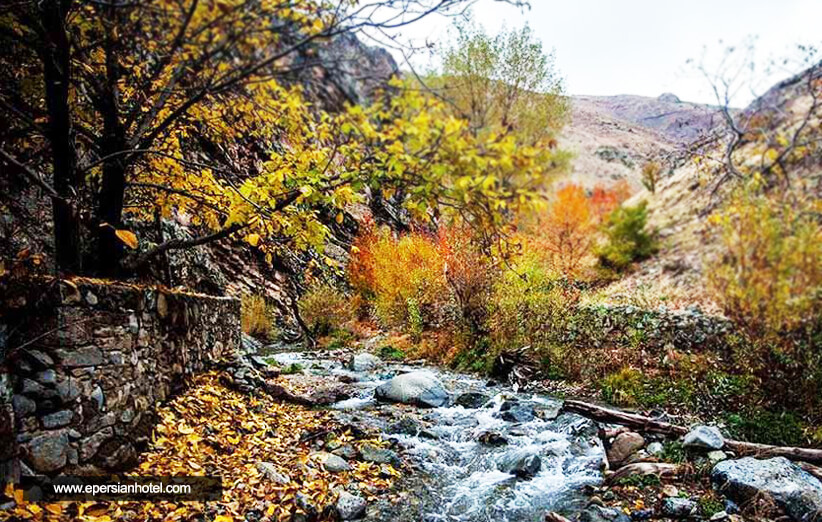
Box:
[427, 20, 569, 148]
[641, 161, 662, 193]
[526, 182, 627, 278]
[0, 0, 530, 278]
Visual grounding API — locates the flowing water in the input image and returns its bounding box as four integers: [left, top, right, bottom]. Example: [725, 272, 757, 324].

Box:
[268, 350, 605, 522]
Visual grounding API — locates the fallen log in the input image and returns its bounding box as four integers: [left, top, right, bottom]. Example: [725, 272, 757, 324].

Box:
[605, 462, 684, 485]
[724, 440, 822, 466]
[562, 400, 688, 437]
[560, 399, 822, 465]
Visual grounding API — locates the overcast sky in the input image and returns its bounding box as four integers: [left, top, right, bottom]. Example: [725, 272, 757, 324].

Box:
[378, 0, 821, 106]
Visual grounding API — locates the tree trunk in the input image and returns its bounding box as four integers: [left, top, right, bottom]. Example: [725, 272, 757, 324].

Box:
[96, 7, 128, 277]
[40, 0, 82, 275]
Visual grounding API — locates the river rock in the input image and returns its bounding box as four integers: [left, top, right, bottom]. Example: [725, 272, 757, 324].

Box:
[497, 448, 541, 479]
[387, 417, 422, 436]
[499, 400, 535, 423]
[316, 452, 351, 473]
[683, 425, 724, 450]
[332, 444, 358, 460]
[348, 353, 383, 372]
[707, 450, 728, 465]
[712, 456, 822, 522]
[478, 431, 508, 446]
[646, 442, 664, 456]
[662, 497, 697, 518]
[256, 461, 290, 484]
[607, 432, 645, 467]
[359, 444, 400, 465]
[455, 392, 490, 409]
[374, 371, 450, 408]
[578, 504, 631, 522]
[336, 491, 367, 520]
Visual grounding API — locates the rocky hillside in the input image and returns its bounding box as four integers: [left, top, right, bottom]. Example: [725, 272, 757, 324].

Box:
[593, 64, 822, 311]
[559, 94, 721, 190]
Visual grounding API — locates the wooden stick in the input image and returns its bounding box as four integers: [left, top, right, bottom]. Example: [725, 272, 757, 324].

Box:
[561, 399, 822, 465]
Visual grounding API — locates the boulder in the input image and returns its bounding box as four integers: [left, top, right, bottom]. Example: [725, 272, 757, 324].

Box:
[662, 497, 696, 518]
[712, 457, 822, 522]
[499, 400, 535, 423]
[348, 353, 383, 372]
[454, 392, 490, 409]
[24, 431, 69, 473]
[497, 448, 541, 479]
[682, 425, 724, 450]
[607, 432, 645, 467]
[336, 491, 367, 520]
[374, 371, 450, 408]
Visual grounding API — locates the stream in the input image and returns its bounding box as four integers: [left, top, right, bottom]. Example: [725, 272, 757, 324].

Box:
[267, 349, 605, 522]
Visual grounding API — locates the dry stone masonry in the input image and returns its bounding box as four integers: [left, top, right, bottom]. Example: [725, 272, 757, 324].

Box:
[0, 278, 240, 479]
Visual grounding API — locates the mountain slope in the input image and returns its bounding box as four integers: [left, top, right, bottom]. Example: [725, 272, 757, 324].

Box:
[558, 94, 720, 190]
[591, 64, 822, 311]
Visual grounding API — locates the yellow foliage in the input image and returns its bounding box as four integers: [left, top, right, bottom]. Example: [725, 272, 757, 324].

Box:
[707, 185, 822, 340]
[241, 294, 274, 339]
[8, 372, 396, 521]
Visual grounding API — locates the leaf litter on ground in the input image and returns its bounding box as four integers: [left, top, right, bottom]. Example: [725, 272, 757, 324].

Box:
[5, 372, 397, 521]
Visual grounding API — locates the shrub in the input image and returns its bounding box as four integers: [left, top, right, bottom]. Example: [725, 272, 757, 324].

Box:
[348, 215, 378, 298]
[707, 185, 822, 408]
[352, 227, 452, 335]
[724, 408, 806, 446]
[707, 186, 822, 340]
[597, 201, 658, 272]
[641, 160, 662, 193]
[486, 251, 580, 374]
[436, 224, 494, 336]
[599, 367, 645, 406]
[241, 294, 275, 340]
[523, 182, 628, 279]
[298, 285, 353, 337]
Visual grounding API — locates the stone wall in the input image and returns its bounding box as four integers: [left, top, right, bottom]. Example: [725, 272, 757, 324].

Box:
[567, 304, 734, 353]
[0, 278, 240, 479]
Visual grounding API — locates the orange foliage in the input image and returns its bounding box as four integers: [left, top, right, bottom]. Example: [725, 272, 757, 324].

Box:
[436, 224, 494, 335]
[528, 181, 630, 278]
[348, 215, 378, 296]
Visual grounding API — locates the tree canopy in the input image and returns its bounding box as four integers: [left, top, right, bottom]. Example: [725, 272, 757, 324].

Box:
[426, 21, 569, 146]
[0, 0, 546, 278]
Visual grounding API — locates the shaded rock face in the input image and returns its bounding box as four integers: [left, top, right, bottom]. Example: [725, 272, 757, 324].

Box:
[374, 371, 450, 408]
[712, 457, 822, 522]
